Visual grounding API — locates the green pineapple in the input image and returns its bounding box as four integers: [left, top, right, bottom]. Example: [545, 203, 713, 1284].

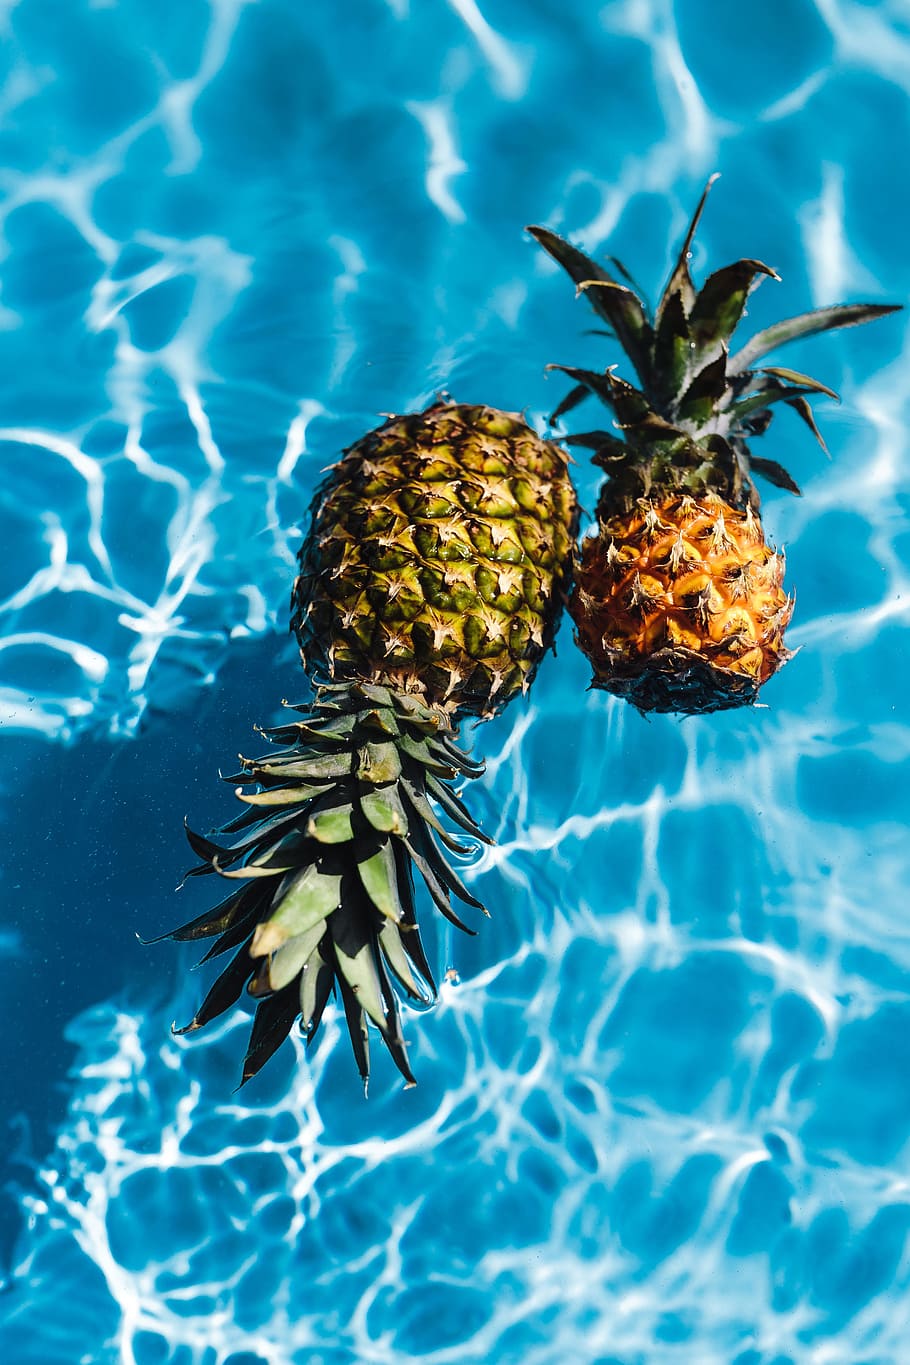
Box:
[160, 402, 577, 1088]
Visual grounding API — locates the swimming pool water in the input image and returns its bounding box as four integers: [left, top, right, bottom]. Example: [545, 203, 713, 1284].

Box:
[2, 1, 910, 1362]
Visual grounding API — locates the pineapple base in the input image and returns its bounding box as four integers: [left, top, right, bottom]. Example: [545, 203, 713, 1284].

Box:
[570, 493, 794, 716]
[583, 643, 775, 715]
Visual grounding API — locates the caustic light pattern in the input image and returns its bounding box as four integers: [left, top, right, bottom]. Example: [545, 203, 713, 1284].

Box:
[2, 0, 910, 1363]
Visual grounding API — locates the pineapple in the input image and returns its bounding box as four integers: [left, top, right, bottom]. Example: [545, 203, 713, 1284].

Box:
[159, 402, 577, 1088]
[529, 180, 899, 714]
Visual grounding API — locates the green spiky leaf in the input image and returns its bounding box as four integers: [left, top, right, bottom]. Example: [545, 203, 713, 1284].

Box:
[268, 920, 331, 992]
[747, 456, 802, 495]
[174, 942, 253, 1034]
[185, 804, 305, 866]
[399, 774, 476, 855]
[528, 225, 653, 383]
[332, 939, 388, 1032]
[336, 973, 370, 1083]
[403, 833, 475, 934]
[240, 986, 300, 1086]
[656, 175, 718, 322]
[360, 784, 409, 835]
[652, 288, 693, 403]
[759, 365, 839, 400]
[392, 692, 444, 732]
[358, 707, 401, 738]
[689, 259, 778, 357]
[162, 679, 497, 1089]
[307, 802, 355, 844]
[730, 383, 828, 425]
[378, 920, 425, 1000]
[547, 364, 650, 424]
[153, 882, 260, 943]
[299, 943, 334, 1036]
[357, 682, 396, 708]
[424, 772, 492, 843]
[427, 736, 484, 778]
[233, 783, 325, 807]
[785, 394, 828, 454]
[356, 740, 402, 784]
[372, 953, 416, 1085]
[563, 430, 629, 460]
[251, 865, 342, 956]
[198, 895, 268, 964]
[357, 841, 403, 921]
[676, 350, 729, 425]
[249, 749, 353, 782]
[551, 382, 592, 424]
[396, 733, 456, 778]
[729, 302, 901, 374]
[408, 817, 486, 911]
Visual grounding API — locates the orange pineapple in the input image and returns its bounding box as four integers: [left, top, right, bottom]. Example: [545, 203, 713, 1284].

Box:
[529, 180, 899, 714]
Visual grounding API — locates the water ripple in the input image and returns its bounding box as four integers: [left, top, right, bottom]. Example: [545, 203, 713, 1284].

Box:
[2, 0, 910, 1362]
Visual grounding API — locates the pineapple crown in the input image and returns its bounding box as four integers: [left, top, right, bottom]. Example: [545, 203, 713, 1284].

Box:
[529, 176, 900, 512]
[163, 681, 493, 1090]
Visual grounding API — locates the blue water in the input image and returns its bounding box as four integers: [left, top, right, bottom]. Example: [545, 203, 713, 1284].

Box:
[2, 1, 909, 1361]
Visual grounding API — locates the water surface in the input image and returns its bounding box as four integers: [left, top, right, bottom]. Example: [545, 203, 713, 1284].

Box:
[2, 2, 909, 1362]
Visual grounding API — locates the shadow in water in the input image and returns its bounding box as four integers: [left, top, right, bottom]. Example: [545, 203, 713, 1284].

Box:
[0, 632, 305, 1275]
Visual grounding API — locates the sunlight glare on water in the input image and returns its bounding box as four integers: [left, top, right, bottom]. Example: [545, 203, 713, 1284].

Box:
[2, 1, 910, 1363]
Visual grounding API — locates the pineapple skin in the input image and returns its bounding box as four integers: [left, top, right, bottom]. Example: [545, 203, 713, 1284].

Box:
[571, 492, 793, 715]
[291, 402, 578, 718]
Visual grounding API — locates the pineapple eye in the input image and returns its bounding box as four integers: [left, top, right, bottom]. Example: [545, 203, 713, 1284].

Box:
[672, 568, 711, 601]
[720, 561, 754, 601]
[626, 572, 665, 615]
[680, 578, 724, 627]
[654, 531, 697, 578]
[714, 607, 758, 646]
[604, 539, 637, 575]
[664, 618, 703, 653]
